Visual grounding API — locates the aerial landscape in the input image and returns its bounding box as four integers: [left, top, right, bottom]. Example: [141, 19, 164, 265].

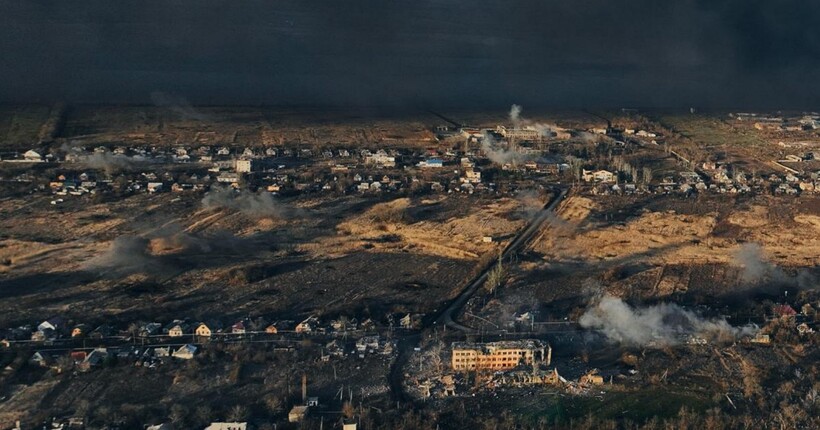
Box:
[0, 2, 818, 430]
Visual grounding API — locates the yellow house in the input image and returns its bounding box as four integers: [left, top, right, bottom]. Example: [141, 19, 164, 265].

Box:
[195, 323, 212, 337]
[168, 324, 190, 337]
[451, 340, 550, 371]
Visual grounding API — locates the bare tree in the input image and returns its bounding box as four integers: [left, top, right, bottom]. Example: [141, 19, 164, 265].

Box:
[227, 405, 249, 422]
[484, 253, 505, 295]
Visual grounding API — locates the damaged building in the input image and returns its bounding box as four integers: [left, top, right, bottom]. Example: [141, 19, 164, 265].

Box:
[451, 340, 551, 371]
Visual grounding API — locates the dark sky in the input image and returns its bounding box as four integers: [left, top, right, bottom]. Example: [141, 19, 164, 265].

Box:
[1, 0, 819, 109]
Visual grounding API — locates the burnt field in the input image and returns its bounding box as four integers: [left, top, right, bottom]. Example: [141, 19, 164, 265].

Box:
[469, 191, 820, 330]
[0, 190, 522, 327]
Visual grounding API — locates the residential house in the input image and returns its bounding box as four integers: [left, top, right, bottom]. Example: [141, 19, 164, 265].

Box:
[1, 326, 32, 345]
[31, 328, 56, 342]
[288, 406, 309, 423]
[38, 317, 65, 333]
[139, 322, 162, 338]
[23, 149, 43, 161]
[146, 423, 173, 430]
[172, 344, 198, 360]
[265, 323, 279, 334]
[195, 323, 214, 338]
[365, 151, 395, 167]
[231, 320, 248, 335]
[773, 304, 797, 318]
[78, 348, 108, 371]
[582, 169, 615, 183]
[205, 423, 248, 430]
[217, 172, 240, 183]
[167, 322, 191, 337]
[356, 336, 380, 353]
[417, 158, 444, 168]
[295, 316, 318, 334]
[71, 324, 90, 338]
[400, 314, 413, 329]
[235, 159, 253, 173]
[751, 333, 771, 344]
[30, 351, 53, 367]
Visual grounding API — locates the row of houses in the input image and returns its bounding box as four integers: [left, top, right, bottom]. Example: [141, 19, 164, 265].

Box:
[2, 313, 426, 346]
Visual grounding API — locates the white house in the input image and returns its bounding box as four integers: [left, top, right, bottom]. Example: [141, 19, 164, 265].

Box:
[582, 169, 615, 183]
[23, 150, 43, 161]
[235, 159, 253, 173]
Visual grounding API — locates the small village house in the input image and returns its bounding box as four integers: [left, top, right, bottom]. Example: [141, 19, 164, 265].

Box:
[195, 323, 213, 338]
[71, 324, 90, 338]
[205, 422, 248, 430]
[288, 406, 309, 423]
[172, 344, 198, 360]
[296, 316, 318, 334]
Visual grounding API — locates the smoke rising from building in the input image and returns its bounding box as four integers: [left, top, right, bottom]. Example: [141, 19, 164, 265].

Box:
[509, 104, 523, 126]
[480, 131, 529, 165]
[507, 104, 561, 138]
[579, 294, 756, 347]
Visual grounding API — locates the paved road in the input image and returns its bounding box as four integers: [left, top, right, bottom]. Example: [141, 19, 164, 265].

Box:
[436, 186, 569, 334]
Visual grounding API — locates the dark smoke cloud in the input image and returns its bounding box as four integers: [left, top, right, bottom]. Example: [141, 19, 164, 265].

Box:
[1, 1, 820, 108]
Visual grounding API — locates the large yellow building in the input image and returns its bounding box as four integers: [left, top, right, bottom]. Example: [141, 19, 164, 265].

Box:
[451, 340, 551, 371]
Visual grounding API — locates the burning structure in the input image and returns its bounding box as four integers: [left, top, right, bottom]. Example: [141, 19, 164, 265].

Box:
[451, 340, 551, 371]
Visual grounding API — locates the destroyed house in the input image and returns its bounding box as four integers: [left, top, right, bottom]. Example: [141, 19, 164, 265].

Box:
[451, 340, 551, 371]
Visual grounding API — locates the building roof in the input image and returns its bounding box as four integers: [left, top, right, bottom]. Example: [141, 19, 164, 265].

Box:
[452, 339, 548, 351]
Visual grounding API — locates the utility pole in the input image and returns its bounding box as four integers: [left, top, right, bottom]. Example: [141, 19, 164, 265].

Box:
[302, 372, 307, 404]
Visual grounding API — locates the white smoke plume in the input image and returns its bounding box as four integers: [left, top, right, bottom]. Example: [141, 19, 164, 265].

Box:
[734, 243, 781, 284]
[202, 186, 298, 219]
[480, 131, 529, 165]
[507, 104, 560, 138]
[509, 104, 523, 126]
[579, 294, 756, 347]
[83, 151, 152, 175]
[150, 91, 209, 121]
[732, 243, 816, 290]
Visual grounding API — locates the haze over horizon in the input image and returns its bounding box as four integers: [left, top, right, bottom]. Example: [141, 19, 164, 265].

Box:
[2, 0, 820, 109]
